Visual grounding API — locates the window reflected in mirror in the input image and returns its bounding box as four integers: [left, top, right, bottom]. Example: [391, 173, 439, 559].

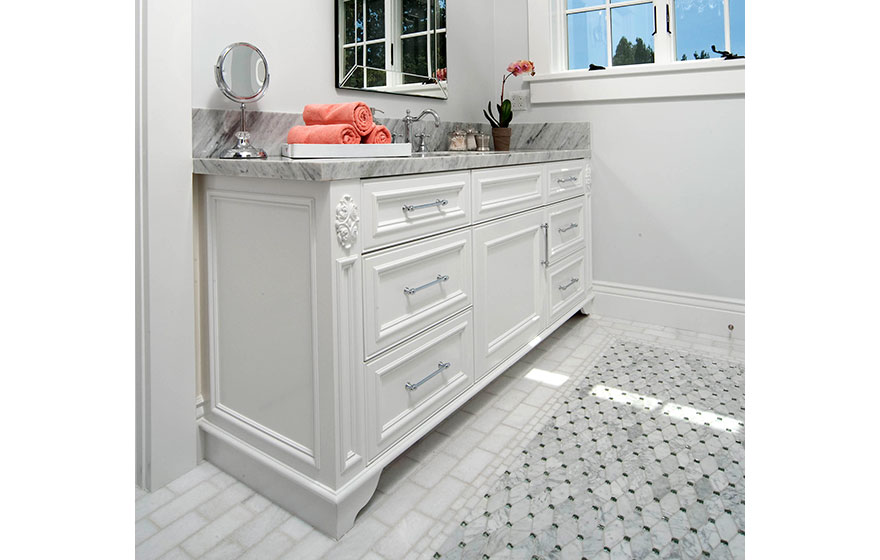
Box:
[337, 0, 448, 99]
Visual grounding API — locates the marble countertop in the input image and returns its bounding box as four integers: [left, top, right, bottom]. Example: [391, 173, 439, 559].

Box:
[192, 148, 590, 182]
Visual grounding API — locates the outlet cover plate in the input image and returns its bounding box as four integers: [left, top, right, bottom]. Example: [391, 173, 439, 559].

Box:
[509, 91, 529, 111]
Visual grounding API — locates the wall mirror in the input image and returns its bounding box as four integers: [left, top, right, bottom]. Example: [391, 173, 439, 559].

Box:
[335, 0, 448, 99]
[214, 42, 270, 158]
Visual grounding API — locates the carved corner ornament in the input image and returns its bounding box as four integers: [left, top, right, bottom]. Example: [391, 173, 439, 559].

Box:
[335, 195, 359, 249]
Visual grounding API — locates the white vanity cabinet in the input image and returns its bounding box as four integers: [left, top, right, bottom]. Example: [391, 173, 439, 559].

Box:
[195, 158, 592, 539]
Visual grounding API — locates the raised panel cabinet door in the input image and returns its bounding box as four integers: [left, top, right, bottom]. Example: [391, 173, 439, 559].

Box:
[473, 208, 547, 379]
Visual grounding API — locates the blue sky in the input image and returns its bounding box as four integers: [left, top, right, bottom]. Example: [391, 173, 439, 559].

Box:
[568, 0, 745, 68]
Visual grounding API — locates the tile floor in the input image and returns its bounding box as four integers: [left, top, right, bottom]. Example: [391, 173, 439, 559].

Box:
[135, 314, 744, 560]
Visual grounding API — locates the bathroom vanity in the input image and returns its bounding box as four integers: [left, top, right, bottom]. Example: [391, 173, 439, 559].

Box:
[192, 149, 592, 538]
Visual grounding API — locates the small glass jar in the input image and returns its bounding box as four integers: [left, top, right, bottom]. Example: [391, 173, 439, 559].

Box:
[465, 128, 478, 151]
[447, 130, 468, 151]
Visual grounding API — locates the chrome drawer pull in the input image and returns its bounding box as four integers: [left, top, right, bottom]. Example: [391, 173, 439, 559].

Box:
[402, 199, 448, 212]
[403, 274, 449, 295]
[558, 222, 579, 233]
[556, 176, 578, 184]
[406, 362, 451, 391]
[558, 277, 580, 291]
[541, 223, 549, 267]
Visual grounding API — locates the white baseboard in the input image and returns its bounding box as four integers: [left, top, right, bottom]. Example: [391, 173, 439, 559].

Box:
[592, 281, 744, 340]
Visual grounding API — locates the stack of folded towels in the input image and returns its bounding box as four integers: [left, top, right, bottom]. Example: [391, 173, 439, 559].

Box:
[287, 102, 392, 145]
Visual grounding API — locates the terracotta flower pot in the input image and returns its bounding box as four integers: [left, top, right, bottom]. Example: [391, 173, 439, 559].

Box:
[492, 127, 512, 151]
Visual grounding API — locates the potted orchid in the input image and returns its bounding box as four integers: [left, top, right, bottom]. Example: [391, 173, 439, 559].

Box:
[484, 59, 535, 151]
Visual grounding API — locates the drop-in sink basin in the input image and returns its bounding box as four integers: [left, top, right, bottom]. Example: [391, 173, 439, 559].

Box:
[409, 150, 495, 157]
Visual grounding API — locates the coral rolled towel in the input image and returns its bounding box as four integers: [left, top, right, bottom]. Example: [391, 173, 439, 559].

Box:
[303, 102, 375, 136]
[287, 124, 361, 144]
[362, 125, 392, 144]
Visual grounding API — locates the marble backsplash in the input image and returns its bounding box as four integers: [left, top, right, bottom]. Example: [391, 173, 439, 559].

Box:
[192, 108, 590, 158]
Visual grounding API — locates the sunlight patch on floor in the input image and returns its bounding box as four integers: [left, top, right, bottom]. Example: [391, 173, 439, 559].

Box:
[660, 402, 744, 434]
[525, 368, 570, 387]
[589, 384, 743, 434]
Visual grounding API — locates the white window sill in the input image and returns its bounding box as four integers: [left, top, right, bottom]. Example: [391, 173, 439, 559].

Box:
[524, 59, 745, 103]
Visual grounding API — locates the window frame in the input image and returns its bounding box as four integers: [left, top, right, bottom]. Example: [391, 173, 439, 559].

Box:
[336, 0, 447, 97]
[526, 0, 745, 103]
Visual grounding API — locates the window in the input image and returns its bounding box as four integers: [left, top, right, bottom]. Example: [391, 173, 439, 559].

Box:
[564, 0, 745, 70]
[339, 0, 447, 91]
[400, 0, 447, 83]
[525, 0, 745, 102]
[341, 0, 388, 88]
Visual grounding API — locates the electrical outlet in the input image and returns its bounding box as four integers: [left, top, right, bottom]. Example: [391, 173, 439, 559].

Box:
[509, 90, 529, 112]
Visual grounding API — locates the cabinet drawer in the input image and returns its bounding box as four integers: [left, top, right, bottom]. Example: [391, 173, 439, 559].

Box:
[547, 196, 587, 264]
[472, 164, 544, 223]
[365, 311, 474, 460]
[363, 230, 473, 358]
[547, 250, 587, 324]
[362, 171, 471, 250]
[546, 160, 587, 203]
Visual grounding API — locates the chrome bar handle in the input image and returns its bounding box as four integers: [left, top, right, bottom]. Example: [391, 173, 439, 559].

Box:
[558, 222, 579, 233]
[406, 362, 451, 391]
[402, 199, 448, 212]
[403, 274, 449, 295]
[558, 277, 580, 291]
[556, 176, 578, 184]
[540, 223, 550, 267]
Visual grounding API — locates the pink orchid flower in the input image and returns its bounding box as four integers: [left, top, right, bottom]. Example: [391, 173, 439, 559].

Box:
[507, 60, 536, 77]
[501, 59, 536, 104]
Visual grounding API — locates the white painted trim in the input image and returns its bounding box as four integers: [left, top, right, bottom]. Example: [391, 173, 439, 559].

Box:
[592, 281, 744, 339]
[527, 61, 744, 103]
[135, 0, 197, 491]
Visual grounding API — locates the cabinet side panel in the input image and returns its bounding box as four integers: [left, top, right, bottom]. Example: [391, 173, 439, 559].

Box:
[208, 192, 317, 455]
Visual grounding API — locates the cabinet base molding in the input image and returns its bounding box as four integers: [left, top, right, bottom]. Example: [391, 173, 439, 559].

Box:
[593, 281, 744, 339]
[199, 420, 381, 540]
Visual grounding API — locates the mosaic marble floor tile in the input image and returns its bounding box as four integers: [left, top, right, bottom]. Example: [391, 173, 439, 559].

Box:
[434, 338, 745, 560]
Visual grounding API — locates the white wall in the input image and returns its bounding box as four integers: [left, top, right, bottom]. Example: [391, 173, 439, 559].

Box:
[192, 0, 496, 122]
[137, 0, 198, 490]
[494, 0, 744, 302]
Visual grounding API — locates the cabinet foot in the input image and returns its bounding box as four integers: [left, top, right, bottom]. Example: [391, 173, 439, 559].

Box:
[200, 421, 382, 540]
[579, 300, 594, 316]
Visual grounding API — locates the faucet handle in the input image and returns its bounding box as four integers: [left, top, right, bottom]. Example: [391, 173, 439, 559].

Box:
[414, 133, 431, 152]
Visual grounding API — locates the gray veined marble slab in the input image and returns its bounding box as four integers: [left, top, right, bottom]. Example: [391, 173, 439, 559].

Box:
[192, 149, 590, 182]
[192, 108, 591, 181]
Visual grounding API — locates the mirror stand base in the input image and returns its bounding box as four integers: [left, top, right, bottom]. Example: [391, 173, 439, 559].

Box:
[219, 131, 267, 159]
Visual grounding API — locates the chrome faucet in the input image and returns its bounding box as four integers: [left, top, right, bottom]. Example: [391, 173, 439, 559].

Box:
[403, 109, 441, 150]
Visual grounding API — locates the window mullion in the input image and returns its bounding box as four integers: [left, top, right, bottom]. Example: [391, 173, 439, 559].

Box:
[723, 0, 731, 52]
[652, 0, 672, 64]
[605, 3, 613, 67]
[553, 0, 567, 73]
[426, 0, 433, 78]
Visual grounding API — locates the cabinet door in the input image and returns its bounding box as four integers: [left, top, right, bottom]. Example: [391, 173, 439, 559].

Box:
[473, 208, 546, 379]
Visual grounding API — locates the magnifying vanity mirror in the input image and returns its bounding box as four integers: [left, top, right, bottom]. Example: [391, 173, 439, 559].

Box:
[214, 42, 270, 159]
[335, 0, 448, 99]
